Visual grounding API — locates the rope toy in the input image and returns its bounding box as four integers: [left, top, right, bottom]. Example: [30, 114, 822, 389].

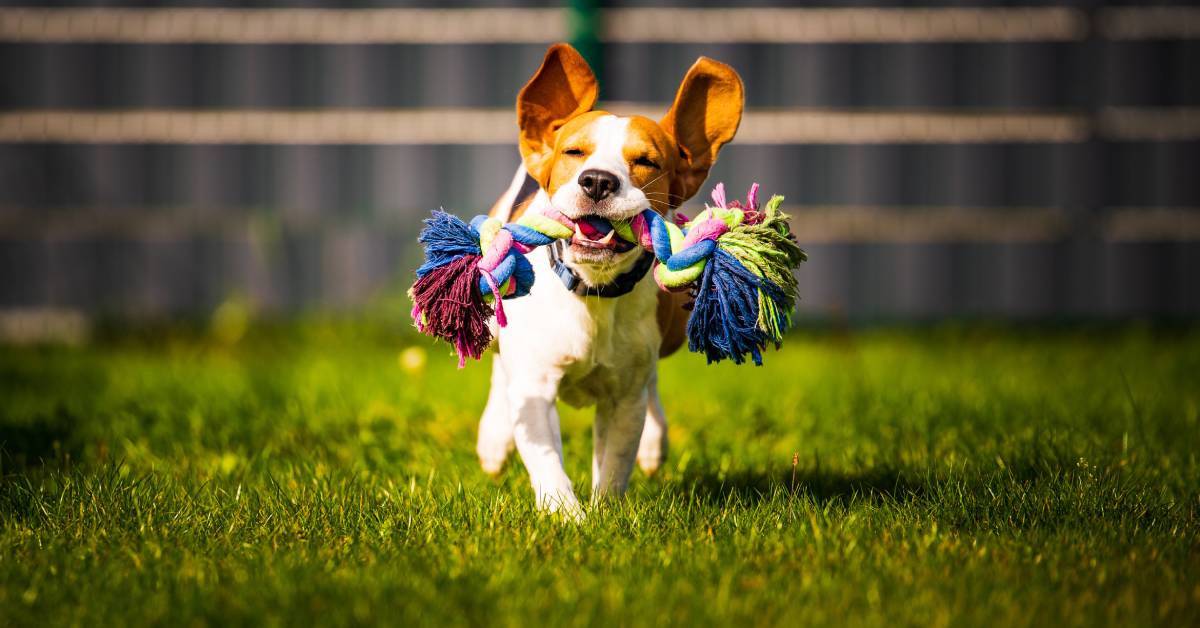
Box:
[409, 183, 806, 367]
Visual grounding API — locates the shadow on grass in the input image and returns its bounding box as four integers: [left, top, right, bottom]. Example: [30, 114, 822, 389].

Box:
[665, 465, 925, 506]
[0, 406, 81, 472]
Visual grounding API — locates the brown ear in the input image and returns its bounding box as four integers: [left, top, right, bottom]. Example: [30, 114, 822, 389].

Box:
[660, 57, 744, 205]
[517, 43, 598, 186]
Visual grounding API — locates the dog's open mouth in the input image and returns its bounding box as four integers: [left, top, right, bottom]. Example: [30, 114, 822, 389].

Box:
[570, 215, 637, 253]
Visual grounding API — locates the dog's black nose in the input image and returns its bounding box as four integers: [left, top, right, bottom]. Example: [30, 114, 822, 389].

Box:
[578, 169, 620, 202]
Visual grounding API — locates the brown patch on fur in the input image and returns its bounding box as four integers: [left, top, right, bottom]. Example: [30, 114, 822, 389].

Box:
[656, 291, 691, 358]
[623, 116, 679, 215]
[542, 110, 608, 197]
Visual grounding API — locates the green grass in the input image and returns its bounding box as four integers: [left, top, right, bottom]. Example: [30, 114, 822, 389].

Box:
[1, 321, 1198, 627]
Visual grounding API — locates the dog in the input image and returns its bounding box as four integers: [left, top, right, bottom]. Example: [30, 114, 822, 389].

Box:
[476, 43, 744, 515]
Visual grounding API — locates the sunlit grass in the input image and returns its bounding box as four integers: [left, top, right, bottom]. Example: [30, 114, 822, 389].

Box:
[1, 321, 1198, 626]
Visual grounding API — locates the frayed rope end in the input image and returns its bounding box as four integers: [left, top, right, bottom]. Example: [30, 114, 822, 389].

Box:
[409, 211, 496, 366]
[408, 255, 494, 368]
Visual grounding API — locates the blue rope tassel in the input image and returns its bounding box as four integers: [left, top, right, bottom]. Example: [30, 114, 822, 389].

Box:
[687, 249, 788, 365]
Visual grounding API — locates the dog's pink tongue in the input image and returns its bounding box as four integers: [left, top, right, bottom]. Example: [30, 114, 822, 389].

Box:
[569, 215, 637, 252]
[569, 216, 618, 249]
[576, 216, 612, 240]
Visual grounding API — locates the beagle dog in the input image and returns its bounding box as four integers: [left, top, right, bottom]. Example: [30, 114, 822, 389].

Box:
[476, 43, 744, 515]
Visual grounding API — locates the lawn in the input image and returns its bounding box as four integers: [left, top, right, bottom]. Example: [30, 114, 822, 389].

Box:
[1, 320, 1197, 626]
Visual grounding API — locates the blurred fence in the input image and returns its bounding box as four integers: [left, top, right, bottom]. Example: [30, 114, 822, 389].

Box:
[1, 1, 1198, 322]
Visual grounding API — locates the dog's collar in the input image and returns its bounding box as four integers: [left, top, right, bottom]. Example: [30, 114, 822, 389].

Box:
[547, 241, 655, 298]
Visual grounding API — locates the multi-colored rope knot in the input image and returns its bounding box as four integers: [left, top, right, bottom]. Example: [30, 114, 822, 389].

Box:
[409, 182, 807, 367]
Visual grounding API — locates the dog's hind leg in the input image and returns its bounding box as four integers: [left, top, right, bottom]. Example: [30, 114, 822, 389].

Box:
[476, 355, 514, 475]
[593, 390, 650, 501]
[636, 367, 669, 475]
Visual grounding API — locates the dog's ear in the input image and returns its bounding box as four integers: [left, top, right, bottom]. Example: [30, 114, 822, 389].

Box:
[660, 57, 744, 205]
[517, 43, 598, 186]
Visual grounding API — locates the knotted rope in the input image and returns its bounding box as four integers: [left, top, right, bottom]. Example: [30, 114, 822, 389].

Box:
[409, 183, 806, 367]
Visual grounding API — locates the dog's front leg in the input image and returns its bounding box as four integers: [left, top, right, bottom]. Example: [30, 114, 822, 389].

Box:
[591, 389, 649, 501]
[507, 375, 580, 516]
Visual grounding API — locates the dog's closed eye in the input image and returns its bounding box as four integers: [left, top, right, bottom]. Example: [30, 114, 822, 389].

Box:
[633, 156, 660, 169]
[564, 147, 586, 156]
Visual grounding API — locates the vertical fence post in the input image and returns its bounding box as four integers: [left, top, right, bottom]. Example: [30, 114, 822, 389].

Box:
[567, 0, 603, 97]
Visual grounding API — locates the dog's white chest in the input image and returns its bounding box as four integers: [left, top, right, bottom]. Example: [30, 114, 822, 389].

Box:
[496, 248, 659, 408]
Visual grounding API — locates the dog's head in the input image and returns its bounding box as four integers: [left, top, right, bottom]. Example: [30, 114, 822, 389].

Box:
[517, 43, 744, 285]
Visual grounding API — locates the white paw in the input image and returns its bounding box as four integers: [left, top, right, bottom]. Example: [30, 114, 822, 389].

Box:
[636, 433, 668, 476]
[541, 492, 585, 522]
[476, 432, 512, 476]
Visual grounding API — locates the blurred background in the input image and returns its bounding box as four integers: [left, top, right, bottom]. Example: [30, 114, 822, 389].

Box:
[1, 0, 1197, 340]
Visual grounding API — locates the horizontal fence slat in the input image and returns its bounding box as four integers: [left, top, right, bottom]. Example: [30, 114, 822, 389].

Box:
[2, 107, 1196, 144]
[603, 8, 1088, 44]
[0, 8, 566, 44]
